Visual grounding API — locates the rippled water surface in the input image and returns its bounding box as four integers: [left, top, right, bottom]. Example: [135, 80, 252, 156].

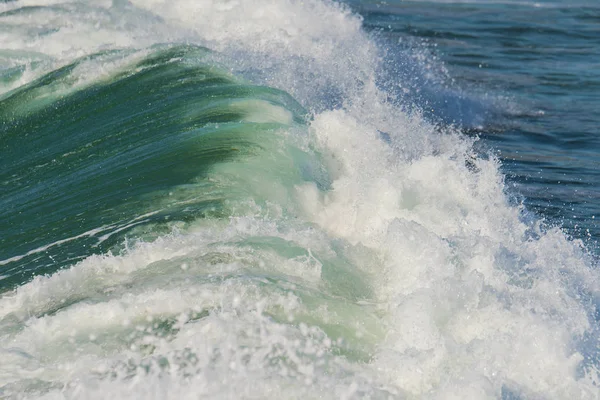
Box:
[351, 0, 600, 247]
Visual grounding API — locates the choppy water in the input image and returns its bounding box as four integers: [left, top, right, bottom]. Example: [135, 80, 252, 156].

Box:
[1, 0, 599, 399]
[352, 0, 600, 247]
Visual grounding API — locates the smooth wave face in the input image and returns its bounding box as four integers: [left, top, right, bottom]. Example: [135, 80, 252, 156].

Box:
[1, 0, 600, 399]
[0, 44, 312, 287]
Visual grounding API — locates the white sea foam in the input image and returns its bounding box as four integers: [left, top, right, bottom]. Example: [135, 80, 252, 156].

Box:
[1, 0, 599, 398]
[302, 106, 600, 398]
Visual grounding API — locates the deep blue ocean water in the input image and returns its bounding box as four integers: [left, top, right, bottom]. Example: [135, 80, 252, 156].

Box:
[352, 0, 600, 249]
[1, 0, 600, 398]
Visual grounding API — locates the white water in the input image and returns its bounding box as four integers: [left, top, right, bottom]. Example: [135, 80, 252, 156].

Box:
[1, 0, 600, 398]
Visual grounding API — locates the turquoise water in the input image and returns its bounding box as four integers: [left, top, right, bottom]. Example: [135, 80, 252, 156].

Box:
[1, 45, 312, 287]
[1, 0, 600, 398]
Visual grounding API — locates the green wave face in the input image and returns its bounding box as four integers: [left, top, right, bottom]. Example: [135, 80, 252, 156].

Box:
[0, 45, 320, 289]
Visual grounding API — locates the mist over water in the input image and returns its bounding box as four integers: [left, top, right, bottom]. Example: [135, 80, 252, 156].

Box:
[1, 0, 600, 399]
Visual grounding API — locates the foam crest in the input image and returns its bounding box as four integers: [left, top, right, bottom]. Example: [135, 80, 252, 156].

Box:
[1, 0, 377, 109]
[299, 103, 600, 397]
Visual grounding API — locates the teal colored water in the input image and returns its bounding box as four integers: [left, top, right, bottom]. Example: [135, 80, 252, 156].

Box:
[1, 45, 313, 288]
[1, 0, 600, 399]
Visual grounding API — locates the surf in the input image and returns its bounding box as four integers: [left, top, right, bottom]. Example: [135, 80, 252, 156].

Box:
[1, 0, 599, 398]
